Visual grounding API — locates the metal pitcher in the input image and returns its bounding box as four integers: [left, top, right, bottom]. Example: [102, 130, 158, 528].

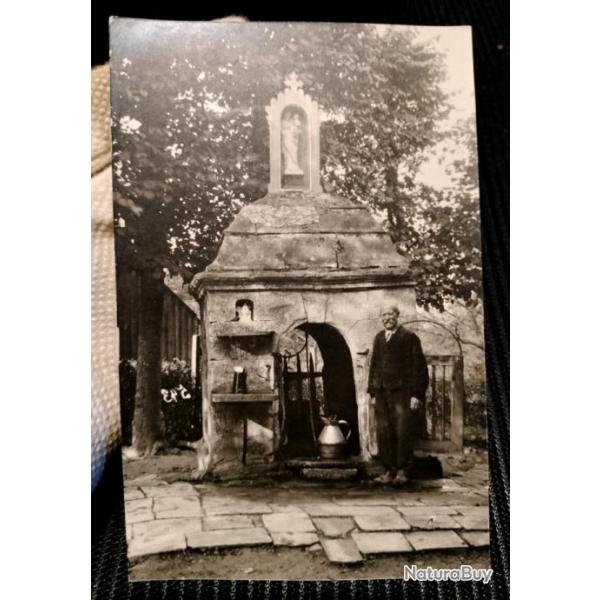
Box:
[318, 417, 351, 459]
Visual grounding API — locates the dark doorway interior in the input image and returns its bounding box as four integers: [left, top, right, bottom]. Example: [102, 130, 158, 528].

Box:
[281, 323, 359, 458]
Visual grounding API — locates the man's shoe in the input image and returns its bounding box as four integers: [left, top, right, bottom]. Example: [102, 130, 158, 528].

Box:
[392, 470, 409, 486]
[374, 471, 395, 484]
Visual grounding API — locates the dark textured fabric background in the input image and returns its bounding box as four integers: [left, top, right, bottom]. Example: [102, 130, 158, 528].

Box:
[92, 2, 509, 597]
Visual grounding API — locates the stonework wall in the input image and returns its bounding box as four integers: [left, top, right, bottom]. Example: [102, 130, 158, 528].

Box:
[200, 284, 417, 475]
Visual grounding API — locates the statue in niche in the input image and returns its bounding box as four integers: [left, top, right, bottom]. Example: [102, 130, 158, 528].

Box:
[281, 111, 304, 176]
[235, 299, 253, 323]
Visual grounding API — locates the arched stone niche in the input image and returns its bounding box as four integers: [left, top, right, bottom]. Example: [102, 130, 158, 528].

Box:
[266, 73, 322, 193]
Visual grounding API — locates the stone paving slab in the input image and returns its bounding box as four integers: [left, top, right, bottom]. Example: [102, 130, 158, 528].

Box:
[141, 483, 197, 498]
[125, 498, 154, 524]
[126, 509, 154, 525]
[202, 515, 255, 530]
[333, 494, 423, 507]
[128, 517, 203, 558]
[132, 517, 203, 541]
[403, 514, 461, 530]
[453, 515, 490, 530]
[124, 488, 145, 501]
[405, 530, 468, 551]
[154, 495, 203, 519]
[351, 531, 412, 554]
[262, 512, 316, 533]
[268, 503, 307, 513]
[313, 517, 355, 537]
[202, 500, 272, 516]
[418, 493, 487, 506]
[186, 527, 272, 549]
[460, 531, 490, 547]
[321, 538, 363, 564]
[453, 505, 490, 516]
[354, 512, 410, 531]
[302, 504, 401, 518]
[411, 479, 470, 492]
[271, 532, 319, 546]
[126, 497, 153, 511]
[397, 505, 458, 516]
[128, 532, 186, 558]
[394, 493, 429, 506]
[124, 476, 166, 488]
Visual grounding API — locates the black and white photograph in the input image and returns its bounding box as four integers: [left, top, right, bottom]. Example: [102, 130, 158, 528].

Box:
[106, 19, 491, 581]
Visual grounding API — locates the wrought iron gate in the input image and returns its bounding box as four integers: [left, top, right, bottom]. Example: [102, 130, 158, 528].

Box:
[276, 332, 323, 458]
[415, 354, 464, 452]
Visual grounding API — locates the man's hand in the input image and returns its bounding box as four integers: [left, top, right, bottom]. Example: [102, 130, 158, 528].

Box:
[410, 396, 420, 411]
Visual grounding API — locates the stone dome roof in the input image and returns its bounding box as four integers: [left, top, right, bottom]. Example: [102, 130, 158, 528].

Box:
[193, 191, 410, 289]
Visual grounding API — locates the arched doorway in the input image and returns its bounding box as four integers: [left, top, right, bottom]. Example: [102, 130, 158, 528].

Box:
[278, 323, 359, 458]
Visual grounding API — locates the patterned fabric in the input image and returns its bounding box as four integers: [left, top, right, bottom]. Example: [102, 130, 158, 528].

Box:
[91, 64, 121, 490]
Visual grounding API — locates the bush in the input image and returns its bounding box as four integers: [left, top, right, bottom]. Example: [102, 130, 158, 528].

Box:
[119, 358, 202, 446]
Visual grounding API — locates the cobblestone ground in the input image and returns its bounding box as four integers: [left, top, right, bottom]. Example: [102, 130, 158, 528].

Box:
[125, 456, 489, 575]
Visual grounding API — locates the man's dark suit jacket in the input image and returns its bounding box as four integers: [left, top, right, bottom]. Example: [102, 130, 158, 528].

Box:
[367, 325, 429, 400]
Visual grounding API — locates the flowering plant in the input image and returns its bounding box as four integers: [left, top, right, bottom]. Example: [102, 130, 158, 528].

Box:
[119, 358, 201, 445]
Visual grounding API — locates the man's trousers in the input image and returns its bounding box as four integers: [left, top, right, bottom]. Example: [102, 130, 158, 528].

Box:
[374, 388, 414, 473]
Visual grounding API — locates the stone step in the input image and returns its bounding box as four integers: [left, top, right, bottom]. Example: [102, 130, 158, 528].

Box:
[301, 467, 358, 481]
[285, 457, 364, 470]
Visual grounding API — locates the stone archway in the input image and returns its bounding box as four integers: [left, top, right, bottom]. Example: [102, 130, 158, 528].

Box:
[281, 322, 360, 458]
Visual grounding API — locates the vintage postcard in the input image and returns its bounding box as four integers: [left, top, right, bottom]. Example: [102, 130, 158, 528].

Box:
[109, 19, 490, 581]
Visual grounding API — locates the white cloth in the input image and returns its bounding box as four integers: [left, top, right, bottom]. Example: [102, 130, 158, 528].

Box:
[384, 327, 398, 342]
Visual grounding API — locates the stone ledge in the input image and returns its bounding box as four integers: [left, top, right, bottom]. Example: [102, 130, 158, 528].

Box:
[301, 467, 358, 481]
[213, 321, 275, 338]
[212, 393, 278, 404]
[285, 457, 363, 469]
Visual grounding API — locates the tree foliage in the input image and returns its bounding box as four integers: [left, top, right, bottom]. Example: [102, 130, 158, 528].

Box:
[391, 116, 481, 308]
[111, 20, 479, 309]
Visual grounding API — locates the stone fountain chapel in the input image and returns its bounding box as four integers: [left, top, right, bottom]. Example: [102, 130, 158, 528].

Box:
[191, 74, 420, 477]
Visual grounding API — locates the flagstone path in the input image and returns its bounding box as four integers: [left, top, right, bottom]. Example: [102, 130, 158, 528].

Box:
[125, 474, 490, 564]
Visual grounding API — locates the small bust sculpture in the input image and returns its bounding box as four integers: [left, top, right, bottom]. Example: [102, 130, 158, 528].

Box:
[235, 300, 253, 323]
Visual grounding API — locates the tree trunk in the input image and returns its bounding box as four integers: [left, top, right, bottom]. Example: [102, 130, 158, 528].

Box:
[132, 270, 164, 455]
